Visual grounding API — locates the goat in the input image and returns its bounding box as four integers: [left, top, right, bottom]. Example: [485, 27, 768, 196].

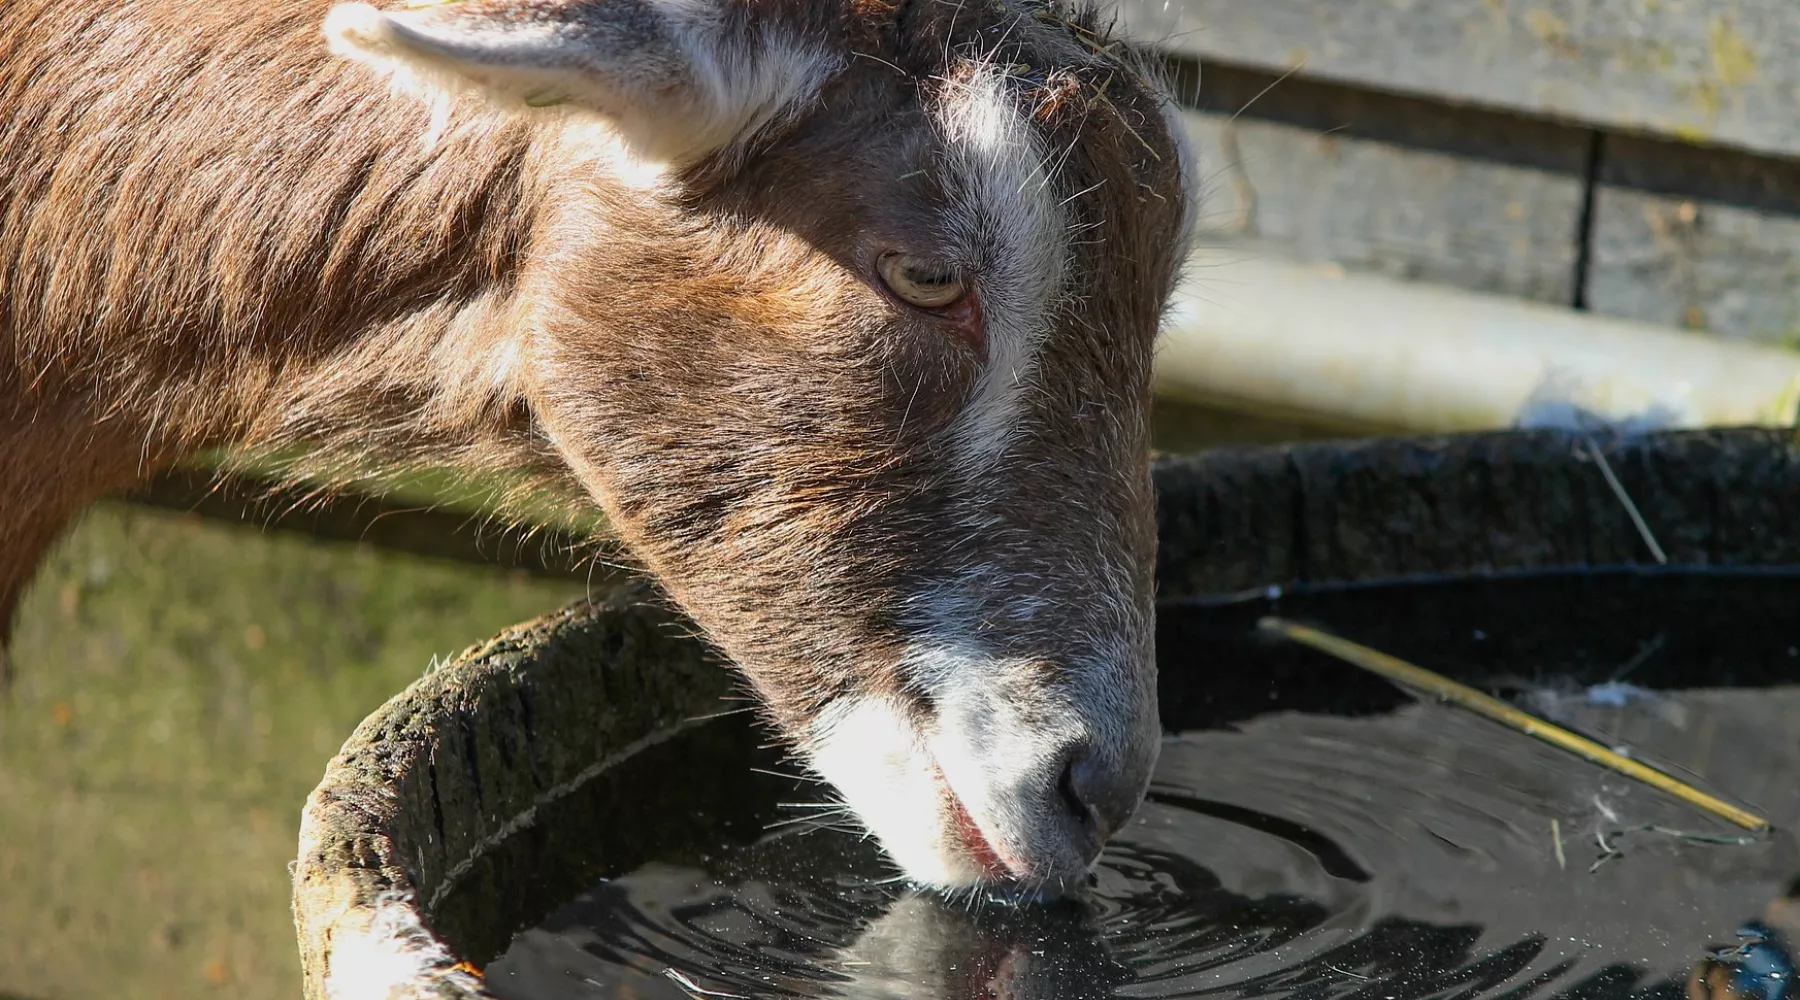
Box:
[0, 0, 1194, 891]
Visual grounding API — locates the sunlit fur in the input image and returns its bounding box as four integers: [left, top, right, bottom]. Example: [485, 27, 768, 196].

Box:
[0, 0, 1190, 889]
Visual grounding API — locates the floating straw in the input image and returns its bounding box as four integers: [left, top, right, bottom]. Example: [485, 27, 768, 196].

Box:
[1257, 617, 1771, 834]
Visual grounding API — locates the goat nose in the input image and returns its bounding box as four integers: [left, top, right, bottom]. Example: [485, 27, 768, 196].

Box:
[1056, 746, 1146, 861]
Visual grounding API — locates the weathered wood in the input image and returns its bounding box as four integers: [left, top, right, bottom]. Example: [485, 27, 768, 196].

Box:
[1119, 0, 1800, 160]
[292, 587, 758, 1000]
[1179, 108, 1584, 303]
[1586, 135, 1800, 345]
[1588, 188, 1800, 345]
[1153, 428, 1800, 600]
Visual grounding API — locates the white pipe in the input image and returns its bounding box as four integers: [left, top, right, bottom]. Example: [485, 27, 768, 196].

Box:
[1154, 251, 1800, 433]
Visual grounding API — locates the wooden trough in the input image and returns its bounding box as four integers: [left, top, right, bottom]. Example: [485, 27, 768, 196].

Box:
[292, 428, 1800, 1000]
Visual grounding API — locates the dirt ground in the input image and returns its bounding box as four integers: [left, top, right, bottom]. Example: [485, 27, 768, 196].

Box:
[0, 503, 583, 1000]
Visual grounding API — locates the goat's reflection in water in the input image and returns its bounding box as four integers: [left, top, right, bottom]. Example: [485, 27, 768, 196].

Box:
[487, 854, 1138, 999]
[487, 841, 1155, 1000]
[489, 841, 1800, 1000]
[825, 893, 1128, 1000]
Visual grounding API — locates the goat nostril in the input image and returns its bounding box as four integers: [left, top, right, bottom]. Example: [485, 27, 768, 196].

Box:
[1061, 747, 1148, 847]
[1058, 757, 1090, 824]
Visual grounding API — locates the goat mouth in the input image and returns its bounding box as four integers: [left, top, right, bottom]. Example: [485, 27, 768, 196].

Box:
[933, 764, 1012, 881]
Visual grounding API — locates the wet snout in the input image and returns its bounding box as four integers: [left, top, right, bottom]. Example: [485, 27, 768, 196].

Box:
[1058, 742, 1148, 858]
[972, 655, 1162, 884]
[805, 640, 1162, 892]
[971, 715, 1159, 888]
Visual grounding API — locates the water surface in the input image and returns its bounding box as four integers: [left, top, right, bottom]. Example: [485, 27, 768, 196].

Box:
[486, 571, 1800, 1000]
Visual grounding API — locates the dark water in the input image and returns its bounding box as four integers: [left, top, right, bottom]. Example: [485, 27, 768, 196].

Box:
[483, 571, 1800, 1000]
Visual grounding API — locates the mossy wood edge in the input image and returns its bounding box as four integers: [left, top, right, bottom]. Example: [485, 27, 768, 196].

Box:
[292, 587, 737, 999]
[292, 427, 1800, 1000]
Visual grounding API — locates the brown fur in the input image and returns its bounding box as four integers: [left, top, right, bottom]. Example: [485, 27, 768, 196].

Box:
[1, 0, 1187, 880]
[1, 0, 553, 628]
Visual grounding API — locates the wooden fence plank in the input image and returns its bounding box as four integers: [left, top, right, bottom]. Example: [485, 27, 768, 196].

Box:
[1178, 110, 1584, 304]
[1119, 0, 1800, 160]
[1586, 134, 1800, 345]
[1588, 189, 1800, 345]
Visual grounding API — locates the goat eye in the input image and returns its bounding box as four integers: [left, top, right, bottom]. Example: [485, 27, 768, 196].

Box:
[877, 252, 965, 309]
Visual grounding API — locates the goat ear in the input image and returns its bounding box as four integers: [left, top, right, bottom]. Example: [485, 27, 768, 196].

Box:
[324, 1, 838, 164]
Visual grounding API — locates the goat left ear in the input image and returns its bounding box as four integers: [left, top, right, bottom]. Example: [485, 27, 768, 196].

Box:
[324, 0, 840, 164]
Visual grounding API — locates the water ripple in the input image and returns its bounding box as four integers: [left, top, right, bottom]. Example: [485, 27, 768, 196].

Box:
[488, 691, 1799, 1000]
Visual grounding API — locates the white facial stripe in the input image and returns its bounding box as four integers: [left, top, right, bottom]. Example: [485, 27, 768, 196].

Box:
[807, 59, 1174, 893]
[936, 65, 1069, 473]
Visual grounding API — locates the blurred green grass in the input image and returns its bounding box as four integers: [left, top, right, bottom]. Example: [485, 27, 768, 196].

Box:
[0, 503, 583, 999]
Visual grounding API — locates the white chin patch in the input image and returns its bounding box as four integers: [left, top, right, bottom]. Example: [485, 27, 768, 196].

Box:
[806, 697, 988, 889]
